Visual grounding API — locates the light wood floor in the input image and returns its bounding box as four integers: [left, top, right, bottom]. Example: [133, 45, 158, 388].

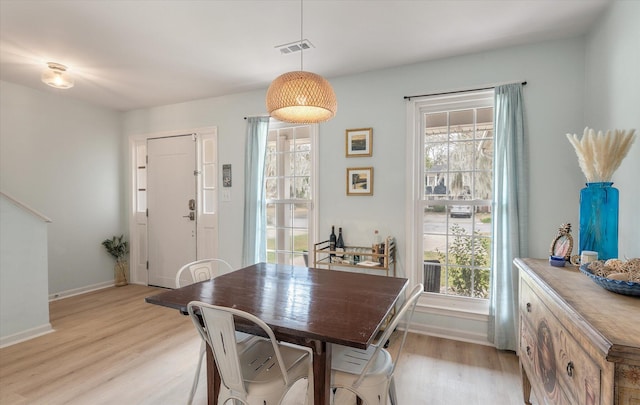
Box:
[0, 284, 526, 405]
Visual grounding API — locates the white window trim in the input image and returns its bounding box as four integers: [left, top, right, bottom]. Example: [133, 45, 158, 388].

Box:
[405, 91, 493, 314]
[265, 120, 319, 262]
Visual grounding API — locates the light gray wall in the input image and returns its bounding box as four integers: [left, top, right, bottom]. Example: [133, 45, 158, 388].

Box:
[584, 0, 640, 258]
[124, 37, 589, 277]
[3, 2, 637, 344]
[0, 81, 124, 294]
[123, 37, 596, 343]
[322, 37, 588, 269]
[0, 196, 50, 343]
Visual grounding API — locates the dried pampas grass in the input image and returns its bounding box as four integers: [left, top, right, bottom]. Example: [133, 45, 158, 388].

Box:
[566, 127, 636, 182]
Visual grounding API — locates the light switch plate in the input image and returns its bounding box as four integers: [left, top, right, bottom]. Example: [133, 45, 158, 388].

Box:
[222, 189, 231, 201]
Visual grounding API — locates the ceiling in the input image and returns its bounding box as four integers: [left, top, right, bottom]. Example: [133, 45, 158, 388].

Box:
[0, 0, 611, 112]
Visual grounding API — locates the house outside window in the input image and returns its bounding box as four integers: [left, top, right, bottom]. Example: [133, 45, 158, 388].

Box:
[264, 122, 317, 267]
[411, 90, 494, 304]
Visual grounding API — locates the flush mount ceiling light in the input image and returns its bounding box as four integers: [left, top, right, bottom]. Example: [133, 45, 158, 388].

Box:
[41, 62, 74, 89]
[266, 0, 336, 124]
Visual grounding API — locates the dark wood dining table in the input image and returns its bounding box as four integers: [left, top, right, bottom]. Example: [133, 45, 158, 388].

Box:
[145, 262, 408, 405]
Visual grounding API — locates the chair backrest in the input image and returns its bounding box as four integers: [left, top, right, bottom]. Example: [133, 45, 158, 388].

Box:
[354, 283, 423, 387]
[175, 258, 234, 288]
[187, 301, 292, 394]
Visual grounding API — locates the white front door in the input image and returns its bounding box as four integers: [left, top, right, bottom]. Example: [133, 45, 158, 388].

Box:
[147, 135, 197, 288]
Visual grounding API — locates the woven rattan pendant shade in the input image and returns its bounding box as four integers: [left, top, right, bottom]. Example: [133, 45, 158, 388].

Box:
[266, 70, 337, 124]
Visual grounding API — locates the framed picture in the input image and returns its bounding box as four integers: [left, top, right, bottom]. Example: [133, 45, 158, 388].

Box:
[346, 128, 373, 157]
[346, 167, 373, 196]
[549, 223, 574, 261]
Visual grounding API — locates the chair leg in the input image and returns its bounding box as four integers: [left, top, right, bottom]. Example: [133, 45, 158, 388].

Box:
[188, 341, 206, 405]
[304, 377, 313, 405]
[389, 377, 397, 405]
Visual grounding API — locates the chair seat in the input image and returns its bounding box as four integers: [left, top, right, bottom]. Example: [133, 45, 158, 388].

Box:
[331, 344, 393, 386]
[241, 339, 310, 384]
[236, 331, 256, 347]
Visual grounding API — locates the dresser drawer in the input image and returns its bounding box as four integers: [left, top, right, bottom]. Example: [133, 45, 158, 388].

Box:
[520, 279, 602, 405]
[520, 319, 575, 405]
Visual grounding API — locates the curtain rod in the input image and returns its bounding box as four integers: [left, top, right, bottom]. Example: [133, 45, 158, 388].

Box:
[403, 81, 527, 100]
[244, 115, 270, 120]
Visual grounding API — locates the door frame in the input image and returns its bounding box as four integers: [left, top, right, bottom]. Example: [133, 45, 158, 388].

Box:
[128, 126, 219, 285]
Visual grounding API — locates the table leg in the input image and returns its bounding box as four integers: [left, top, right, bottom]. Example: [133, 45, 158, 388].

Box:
[308, 340, 332, 405]
[520, 362, 532, 405]
[206, 344, 220, 405]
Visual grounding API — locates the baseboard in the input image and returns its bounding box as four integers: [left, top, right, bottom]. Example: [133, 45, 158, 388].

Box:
[49, 280, 115, 301]
[0, 323, 54, 348]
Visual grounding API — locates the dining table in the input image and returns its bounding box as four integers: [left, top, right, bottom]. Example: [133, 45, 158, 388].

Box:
[145, 262, 408, 405]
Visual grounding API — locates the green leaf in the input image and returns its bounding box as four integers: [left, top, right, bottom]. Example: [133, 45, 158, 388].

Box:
[102, 234, 129, 260]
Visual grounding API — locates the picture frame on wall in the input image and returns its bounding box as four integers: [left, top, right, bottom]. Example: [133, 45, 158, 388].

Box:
[346, 167, 373, 196]
[345, 128, 373, 157]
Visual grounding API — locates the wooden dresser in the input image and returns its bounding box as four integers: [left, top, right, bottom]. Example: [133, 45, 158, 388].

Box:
[515, 258, 640, 405]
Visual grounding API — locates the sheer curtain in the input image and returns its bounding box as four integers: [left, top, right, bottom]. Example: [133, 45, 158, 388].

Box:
[242, 117, 270, 266]
[489, 83, 528, 351]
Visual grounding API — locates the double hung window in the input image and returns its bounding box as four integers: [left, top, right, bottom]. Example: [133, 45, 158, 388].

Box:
[413, 90, 494, 301]
[264, 123, 316, 266]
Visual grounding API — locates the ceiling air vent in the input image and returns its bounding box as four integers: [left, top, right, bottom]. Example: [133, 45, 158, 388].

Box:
[275, 39, 314, 55]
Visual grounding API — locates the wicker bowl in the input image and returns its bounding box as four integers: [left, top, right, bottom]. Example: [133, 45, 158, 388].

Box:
[580, 264, 640, 297]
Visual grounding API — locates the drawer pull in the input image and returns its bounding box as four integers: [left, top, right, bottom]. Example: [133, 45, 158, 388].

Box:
[526, 302, 532, 312]
[526, 346, 531, 356]
[566, 361, 574, 377]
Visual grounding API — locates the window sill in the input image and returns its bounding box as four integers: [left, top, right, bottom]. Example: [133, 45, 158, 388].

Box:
[418, 292, 489, 319]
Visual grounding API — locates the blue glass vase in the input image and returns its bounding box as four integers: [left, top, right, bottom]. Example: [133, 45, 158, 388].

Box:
[579, 182, 619, 260]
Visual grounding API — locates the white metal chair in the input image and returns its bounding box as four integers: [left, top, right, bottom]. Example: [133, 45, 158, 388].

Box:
[175, 258, 234, 287]
[176, 258, 255, 404]
[331, 284, 423, 405]
[187, 301, 312, 405]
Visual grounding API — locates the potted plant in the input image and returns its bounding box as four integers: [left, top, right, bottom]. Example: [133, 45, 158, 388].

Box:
[102, 234, 129, 286]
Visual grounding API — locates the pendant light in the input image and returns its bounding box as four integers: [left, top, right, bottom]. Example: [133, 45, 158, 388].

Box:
[266, 0, 337, 123]
[41, 62, 74, 89]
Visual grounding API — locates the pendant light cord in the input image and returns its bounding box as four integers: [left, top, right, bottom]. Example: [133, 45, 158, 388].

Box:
[300, 0, 304, 71]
